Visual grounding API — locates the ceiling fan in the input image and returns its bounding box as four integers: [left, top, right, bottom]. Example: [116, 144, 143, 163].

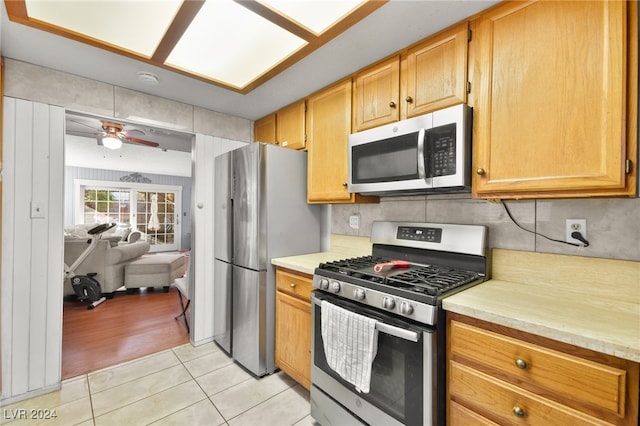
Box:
[67, 116, 160, 150]
[97, 121, 160, 150]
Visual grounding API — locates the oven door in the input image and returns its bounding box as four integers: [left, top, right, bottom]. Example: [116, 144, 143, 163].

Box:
[311, 291, 437, 426]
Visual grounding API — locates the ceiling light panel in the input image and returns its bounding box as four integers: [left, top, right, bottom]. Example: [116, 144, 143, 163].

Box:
[24, 0, 182, 57]
[165, 0, 307, 88]
[262, 0, 365, 34]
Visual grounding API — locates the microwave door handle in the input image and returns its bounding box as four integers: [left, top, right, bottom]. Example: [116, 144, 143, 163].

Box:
[417, 128, 427, 179]
[375, 322, 420, 342]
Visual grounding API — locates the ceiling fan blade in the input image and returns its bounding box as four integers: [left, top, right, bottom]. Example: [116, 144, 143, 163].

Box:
[124, 136, 160, 147]
[68, 130, 104, 138]
[124, 128, 146, 137]
[68, 118, 101, 131]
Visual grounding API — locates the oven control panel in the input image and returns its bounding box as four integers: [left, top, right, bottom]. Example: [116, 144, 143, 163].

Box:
[397, 226, 442, 243]
[313, 275, 437, 325]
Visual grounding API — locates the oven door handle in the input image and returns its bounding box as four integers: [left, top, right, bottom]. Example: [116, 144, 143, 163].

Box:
[375, 322, 420, 343]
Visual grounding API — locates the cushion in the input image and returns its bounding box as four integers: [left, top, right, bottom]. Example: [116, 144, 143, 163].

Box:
[124, 254, 186, 288]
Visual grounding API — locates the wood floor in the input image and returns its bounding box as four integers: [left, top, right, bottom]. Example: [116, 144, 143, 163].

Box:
[62, 287, 189, 380]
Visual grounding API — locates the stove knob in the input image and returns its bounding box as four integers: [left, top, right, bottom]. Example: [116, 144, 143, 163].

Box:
[382, 297, 396, 310]
[330, 281, 341, 293]
[318, 278, 329, 290]
[400, 302, 414, 316]
[353, 288, 366, 300]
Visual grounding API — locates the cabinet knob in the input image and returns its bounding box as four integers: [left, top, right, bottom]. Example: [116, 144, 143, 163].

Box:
[515, 358, 528, 369]
[342, 182, 348, 187]
[290, 283, 296, 288]
[405, 96, 413, 103]
[476, 168, 486, 176]
[389, 101, 397, 108]
[512, 406, 525, 418]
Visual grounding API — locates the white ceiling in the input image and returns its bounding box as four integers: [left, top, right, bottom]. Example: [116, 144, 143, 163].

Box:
[65, 134, 193, 177]
[1, 0, 499, 122]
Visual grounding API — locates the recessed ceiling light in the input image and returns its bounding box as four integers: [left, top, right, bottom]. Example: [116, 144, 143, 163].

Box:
[138, 71, 160, 85]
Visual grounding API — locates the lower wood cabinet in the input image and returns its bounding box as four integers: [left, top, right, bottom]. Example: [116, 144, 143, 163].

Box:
[447, 313, 639, 426]
[275, 267, 313, 390]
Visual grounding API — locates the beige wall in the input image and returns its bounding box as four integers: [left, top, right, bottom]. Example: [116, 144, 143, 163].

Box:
[3, 59, 252, 142]
[334, 194, 640, 262]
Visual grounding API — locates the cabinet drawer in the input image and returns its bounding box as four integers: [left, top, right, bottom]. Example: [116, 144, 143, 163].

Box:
[276, 269, 313, 300]
[449, 320, 627, 417]
[449, 400, 499, 426]
[450, 361, 610, 425]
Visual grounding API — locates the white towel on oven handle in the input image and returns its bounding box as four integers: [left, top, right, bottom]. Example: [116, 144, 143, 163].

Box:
[320, 300, 379, 393]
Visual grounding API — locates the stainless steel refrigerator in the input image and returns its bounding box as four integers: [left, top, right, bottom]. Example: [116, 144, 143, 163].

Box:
[213, 142, 322, 377]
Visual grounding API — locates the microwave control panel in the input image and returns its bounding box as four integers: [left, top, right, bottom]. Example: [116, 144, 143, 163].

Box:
[427, 123, 456, 177]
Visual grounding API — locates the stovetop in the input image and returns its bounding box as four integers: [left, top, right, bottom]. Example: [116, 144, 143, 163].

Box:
[318, 255, 482, 297]
[312, 221, 489, 325]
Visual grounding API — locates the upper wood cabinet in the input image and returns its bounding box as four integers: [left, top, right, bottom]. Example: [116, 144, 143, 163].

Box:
[254, 113, 276, 144]
[254, 100, 306, 150]
[352, 55, 400, 132]
[276, 100, 306, 150]
[352, 22, 470, 132]
[307, 79, 378, 204]
[472, 0, 637, 199]
[403, 22, 469, 118]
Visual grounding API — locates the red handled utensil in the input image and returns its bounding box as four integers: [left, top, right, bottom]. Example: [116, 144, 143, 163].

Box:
[373, 260, 411, 273]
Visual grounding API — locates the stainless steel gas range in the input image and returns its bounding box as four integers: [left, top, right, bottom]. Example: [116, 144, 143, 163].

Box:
[310, 221, 489, 426]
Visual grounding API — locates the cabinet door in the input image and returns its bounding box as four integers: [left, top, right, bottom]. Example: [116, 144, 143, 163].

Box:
[473, 1, 636, 198]
[275, 290, 311, 390]
[404, 22, 469, 118]
[254, 114, 276, 144]
[276, 100, 306, 150]
[352, 55, 400, 132]
[307, 80, 354, 203]
[450, 361, 612, 426]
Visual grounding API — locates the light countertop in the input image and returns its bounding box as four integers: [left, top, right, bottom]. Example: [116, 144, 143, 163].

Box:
[443, 249, 640, 363]
[271, 234, 372, 275]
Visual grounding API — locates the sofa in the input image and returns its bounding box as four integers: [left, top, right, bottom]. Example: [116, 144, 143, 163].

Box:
[64, 225, 150, 297]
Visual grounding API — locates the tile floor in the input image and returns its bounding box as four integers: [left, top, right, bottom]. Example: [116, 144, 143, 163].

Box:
[2, 342, 315, 426]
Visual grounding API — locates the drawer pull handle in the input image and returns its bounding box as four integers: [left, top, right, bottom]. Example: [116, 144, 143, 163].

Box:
[512, 406, 525, 418]
[290, 283, 296, 288]
[515, 358, 528, 369]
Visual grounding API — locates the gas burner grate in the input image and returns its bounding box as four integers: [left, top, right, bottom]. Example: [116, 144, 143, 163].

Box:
[320, 255, 389, 275]
[388, 267, 481, 296]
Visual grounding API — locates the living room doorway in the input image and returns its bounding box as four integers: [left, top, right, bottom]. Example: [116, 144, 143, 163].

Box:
[63, 111, 194, 378]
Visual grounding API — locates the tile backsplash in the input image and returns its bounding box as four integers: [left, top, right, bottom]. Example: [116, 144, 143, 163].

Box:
[332, 194, 640, 262]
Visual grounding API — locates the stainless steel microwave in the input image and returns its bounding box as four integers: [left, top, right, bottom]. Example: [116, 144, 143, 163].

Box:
[348, 104, 472, 196]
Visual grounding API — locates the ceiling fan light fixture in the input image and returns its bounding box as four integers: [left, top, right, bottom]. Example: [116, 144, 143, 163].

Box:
[102, 136, 123, 150]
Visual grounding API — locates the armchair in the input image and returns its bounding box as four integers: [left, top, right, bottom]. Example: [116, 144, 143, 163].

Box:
[63, 236, 150, 297]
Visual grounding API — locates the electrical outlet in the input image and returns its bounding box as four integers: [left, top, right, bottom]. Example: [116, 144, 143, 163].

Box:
[566, 219, 587, 245]
[349, 214, 360, 230]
